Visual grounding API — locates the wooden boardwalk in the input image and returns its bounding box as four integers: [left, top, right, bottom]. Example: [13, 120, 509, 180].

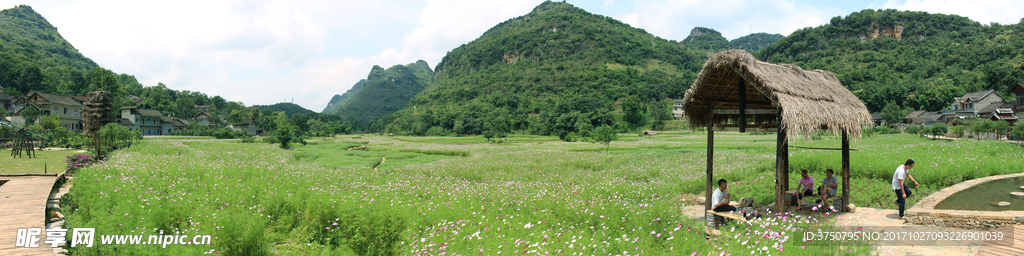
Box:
[0, 175, 57, 256]
[976, 225, 1023, 256]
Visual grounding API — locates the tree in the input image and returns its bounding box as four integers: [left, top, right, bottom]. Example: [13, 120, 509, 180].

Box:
[275, 125, 294, 149]
[881, 100, 904, 126]
[647, 99, 672, 130]
[0, 106, 7, 119]
[949, 125, 967, 138]
[622, 95, 646, 130]
[904, 125, 919, 136]
[1011, 125, 1024, 141]
[41, 113, 60, 130]
[928, 123, 947, 139]
[591, 125, 618, 153]
[20, 105, 40, 125]
[992, 120, 1010, 140]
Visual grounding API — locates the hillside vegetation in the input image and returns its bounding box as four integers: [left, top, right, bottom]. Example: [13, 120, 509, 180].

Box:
[334, 60, 433, 122]
[374, 1, 705, 137]
[321, 79, 364, 114]
[760, 9, 1024, 112]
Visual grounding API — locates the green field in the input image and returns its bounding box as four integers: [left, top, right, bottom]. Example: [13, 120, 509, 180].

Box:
[63, 133, 1022, 255]
[1, 149, 79, 174]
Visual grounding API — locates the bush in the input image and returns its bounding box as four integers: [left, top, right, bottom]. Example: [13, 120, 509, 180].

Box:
[65, 154, 93, 171]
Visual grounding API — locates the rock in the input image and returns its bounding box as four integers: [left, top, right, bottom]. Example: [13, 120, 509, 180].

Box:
[992, 201, 1011, 207]
[696, 196, 706, 204]
[1012, 192, 1024, 197]
[845, 204, 856, 213]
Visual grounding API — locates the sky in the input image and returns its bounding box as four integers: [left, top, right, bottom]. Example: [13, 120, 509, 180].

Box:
[1, 0, 1023, 112]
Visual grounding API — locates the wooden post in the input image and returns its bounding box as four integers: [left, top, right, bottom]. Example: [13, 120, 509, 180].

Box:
[842, 129, 851, 212]
[774, 112, 786, 212]
[738, 79, 746, 133]
[782, 129, 789, 193]
[705, 103, 715, 212]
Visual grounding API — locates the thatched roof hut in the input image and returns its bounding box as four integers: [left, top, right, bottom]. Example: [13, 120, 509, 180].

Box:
[684, 50, 870, 215]
[681, 50, 871, 138]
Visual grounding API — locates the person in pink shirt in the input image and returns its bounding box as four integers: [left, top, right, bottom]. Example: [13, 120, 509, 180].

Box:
[796, 170, 814, 200]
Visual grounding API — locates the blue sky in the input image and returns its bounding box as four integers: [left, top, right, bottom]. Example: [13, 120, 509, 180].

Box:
[1, 0, 1022, 111]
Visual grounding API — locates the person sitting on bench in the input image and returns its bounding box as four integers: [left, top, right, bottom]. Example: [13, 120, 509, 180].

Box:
[816, 169, 838, 206]
[712, 179, 736, 212]
[794, 170, 814, 209]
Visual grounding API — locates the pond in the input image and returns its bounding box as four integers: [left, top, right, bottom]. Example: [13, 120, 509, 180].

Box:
[933, 176, 1024, 211]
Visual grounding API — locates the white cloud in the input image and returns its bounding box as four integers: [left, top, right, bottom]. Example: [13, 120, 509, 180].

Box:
[4, 0, 1020, 112]
[610, 0, 846, 40]
[877, 0, 1024, 25]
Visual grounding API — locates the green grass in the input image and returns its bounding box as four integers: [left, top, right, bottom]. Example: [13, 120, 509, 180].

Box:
[143, 136, 217, 140]
[0, 149, 79, 174]
[63, 132, 1020, 255]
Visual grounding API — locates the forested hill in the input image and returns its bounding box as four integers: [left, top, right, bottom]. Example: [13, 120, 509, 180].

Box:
[252, 102, 314, 117]
[730, 32, 784, 53]
[682, 27, 730, 51]
[373, 1, 705, 136]
[758, 9, 1024, 112]
[333, 60, 433, 122]
[321, 79, 364, 114]
[0, 5, 99, 95]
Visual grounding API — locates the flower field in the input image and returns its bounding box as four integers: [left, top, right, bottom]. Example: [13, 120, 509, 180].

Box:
[63, 133, 1019, 255]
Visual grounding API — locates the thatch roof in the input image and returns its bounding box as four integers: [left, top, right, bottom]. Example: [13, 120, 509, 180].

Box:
[681, 50, 871, 138]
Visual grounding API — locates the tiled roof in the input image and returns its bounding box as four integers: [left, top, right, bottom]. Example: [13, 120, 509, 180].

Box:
[905, 110, 925, 120]
[136, 109, 162, 116]
[27, 91, 83, 107]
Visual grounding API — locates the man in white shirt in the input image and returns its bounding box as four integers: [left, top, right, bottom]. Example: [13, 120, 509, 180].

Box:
[891, 159, 919, 218]
[712, 179, 736, 212]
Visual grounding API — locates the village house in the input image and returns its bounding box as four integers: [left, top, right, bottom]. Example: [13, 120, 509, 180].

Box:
[904, 110, 925, 124]
[671, 99, 685, 119]
[0, 92, 13, 114]
[120, 106, 173, 135]
[229, 120, 263, 136]
[950, 90, 1003, 119]
[1011, 83, 1024, 113]
[10, 91, 83, 131]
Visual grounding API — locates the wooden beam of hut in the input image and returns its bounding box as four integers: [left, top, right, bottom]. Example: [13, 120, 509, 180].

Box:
[705, 102, 714, 212]
[842, 130, 851, 211]
[739, 78, 746, 133]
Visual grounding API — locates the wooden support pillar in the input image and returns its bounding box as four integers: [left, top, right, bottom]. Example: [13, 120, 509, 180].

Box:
[774, 112, 786, 212]
[705, 103, 715, 212]
[738, 79, 746, 133]
[842, 129, 851, 212]
[782, 129, 789, 192]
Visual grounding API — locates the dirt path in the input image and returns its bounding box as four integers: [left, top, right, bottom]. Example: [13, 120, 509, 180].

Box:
[373, 156, 386, 171]
[0, 176, 58, 255]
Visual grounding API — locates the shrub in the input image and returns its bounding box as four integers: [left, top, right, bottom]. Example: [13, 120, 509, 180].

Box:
[65, 154, 93, 171]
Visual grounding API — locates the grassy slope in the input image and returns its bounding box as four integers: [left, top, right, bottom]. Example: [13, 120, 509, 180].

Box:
[64, 133, 1022, 255]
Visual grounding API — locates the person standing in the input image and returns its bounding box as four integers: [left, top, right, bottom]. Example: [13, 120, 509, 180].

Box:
[712, 179, 736, 213]
[892, 159, 919, 218]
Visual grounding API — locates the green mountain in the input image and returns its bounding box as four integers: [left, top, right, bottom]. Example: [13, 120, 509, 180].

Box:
[252, 102, 314, 117]
[758, 9, 1024, 112]
[0, 5, 99, 96]
[334, 60, 433, 122]
[374, 1, 704, 136]
[682, 27, 731, 51]
[321, 79, 364, 114]
[730, 32, 784, 53]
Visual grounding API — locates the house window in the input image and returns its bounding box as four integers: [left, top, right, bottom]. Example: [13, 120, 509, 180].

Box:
[63, 108, 67, 115]
[1018, 95, 1023, 105]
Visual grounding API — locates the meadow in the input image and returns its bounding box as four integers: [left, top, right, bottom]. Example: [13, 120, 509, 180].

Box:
[1, 148, 78, 174]
[61, 132, 1021, 255]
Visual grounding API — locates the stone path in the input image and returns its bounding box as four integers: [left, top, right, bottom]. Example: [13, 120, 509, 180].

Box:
[679, 205, 1020, 256]
[0, 175, 57, 256]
